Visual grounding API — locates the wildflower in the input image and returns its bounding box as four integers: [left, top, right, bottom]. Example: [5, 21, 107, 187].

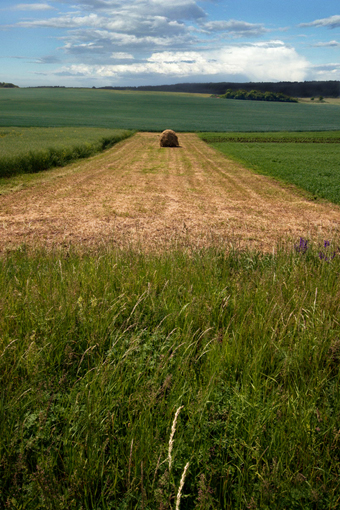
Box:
[295, 237, 308, 254]
[319, 240, 336, 262]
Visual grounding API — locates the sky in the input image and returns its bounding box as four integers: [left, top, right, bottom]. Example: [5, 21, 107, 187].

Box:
[0, 0, 339, 87]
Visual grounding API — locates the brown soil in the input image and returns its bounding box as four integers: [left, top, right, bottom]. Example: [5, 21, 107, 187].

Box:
[0, 132, 339, 252]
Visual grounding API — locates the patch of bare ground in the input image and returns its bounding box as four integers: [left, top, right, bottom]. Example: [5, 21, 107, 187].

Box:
[0, 132, 339, 252]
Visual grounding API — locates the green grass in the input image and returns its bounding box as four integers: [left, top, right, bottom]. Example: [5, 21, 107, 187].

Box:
[1, 88, 340, 132]
[1, 242, 340, 509]
[199, 131, 340, 205]
[0, 127, 134, 177]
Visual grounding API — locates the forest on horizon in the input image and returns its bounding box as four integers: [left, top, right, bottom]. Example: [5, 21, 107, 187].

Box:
[99, 80, 340, 97]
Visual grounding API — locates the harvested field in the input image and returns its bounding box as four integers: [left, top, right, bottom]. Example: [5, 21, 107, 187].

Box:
[0, 132, 340, 252]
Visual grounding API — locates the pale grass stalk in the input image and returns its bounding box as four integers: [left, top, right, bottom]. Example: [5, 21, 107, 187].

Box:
[168, 406, 183, 471]
[175, 462, 190, 510]
[0, 338, 17, 358]
[152, 452, 162, 488]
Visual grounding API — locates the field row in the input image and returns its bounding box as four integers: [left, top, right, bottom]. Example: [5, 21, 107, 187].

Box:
[1, 129, 339, 210]
[0, 132, 339, 254]
[200, 131, 340, 205]
[0, 128, 133, 178]
[1, 88, 340, 132]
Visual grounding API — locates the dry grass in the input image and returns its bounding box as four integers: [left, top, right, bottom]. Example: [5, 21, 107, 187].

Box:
[298, 97, 340, 105]
[0, 132, 340, 252]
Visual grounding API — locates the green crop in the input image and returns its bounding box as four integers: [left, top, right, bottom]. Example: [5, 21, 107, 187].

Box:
[0, 127, 134, 177]
[0, 88, 340, 132]
[200, 131, 340, 205]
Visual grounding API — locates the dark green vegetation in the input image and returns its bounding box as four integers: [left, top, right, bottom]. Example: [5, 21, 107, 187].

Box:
[1, 88, 340, 132]
[0, 127, 133, 177]
[103, 80, 340, 98]
[200, 131, 340, 205]
[220, 89, 297, 102]
[0, 82, 18, 88]
[1, 244, 340, 509]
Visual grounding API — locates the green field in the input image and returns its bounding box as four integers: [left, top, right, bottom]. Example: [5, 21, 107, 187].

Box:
[200, 131, 340, 205]
[0, 127, 133, 177]
[1, 244, 340, 510]
[1, 88, 340, 132]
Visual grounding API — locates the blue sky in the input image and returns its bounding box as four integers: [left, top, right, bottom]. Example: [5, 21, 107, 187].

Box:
[0, 0, 339, 87]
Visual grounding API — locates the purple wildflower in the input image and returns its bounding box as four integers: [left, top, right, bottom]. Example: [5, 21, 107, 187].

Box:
[295, 237, 308, 254]
[319, 239, 338, 262]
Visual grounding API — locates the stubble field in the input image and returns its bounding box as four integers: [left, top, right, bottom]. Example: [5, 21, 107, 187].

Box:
[1, 132, 340, 252]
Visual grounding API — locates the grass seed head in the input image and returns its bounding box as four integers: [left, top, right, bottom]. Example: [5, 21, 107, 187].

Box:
[168, 405, 183, 471]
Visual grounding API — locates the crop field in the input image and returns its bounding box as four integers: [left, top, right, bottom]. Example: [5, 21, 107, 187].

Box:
[1, 107, 340, 508]
[1, 87, 340, 132]
[200, 131, 340, 205]
[0, 127, 133, 177]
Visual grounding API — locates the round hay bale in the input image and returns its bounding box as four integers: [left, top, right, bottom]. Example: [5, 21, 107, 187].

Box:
[159, 129, 179, 147]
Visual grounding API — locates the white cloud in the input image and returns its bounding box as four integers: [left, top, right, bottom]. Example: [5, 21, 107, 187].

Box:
[57, 0, 205, 19]
[202, 19, 268, 37]
[299, 15, 340, 29]
[111, 52, 134, 59]
[310, 62, 340, 80]
[7, 0, 323, 85]
[17, 13, 103, 28]
[52, 41, 309, 82]
[13, 3, 54, 10]
[312, 40, 340, 48]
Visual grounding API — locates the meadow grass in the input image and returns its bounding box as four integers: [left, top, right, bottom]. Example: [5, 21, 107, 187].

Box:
[1, 241, 340, 509]
[1, 88, 340, 132]
[0, 127, 134, 178]
[200, 131, 340, 205]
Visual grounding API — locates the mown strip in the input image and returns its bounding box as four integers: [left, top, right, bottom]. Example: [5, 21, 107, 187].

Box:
[0, 127, 134, 178]
[199, 131, 340, 143]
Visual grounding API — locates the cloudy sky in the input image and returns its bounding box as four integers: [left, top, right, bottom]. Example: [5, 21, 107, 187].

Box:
[0, 0, 339, 87]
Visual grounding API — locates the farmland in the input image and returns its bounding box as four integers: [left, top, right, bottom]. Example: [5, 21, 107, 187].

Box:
[1, 87, 340, 132]
[1, 92, 340, 509]
[0, 127, 134, 177]
[0, 132, 339, 252]
[200, 131, 340, 205]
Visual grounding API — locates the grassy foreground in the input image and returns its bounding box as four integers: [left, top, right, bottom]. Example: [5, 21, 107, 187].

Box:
[200, 131, 340, 205]
[0, 128, 134, 178]
[1, 242, 340, 509]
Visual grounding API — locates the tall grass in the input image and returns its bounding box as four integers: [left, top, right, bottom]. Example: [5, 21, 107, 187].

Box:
[1, 242, 340, 509]
[0, 128, 134, 177]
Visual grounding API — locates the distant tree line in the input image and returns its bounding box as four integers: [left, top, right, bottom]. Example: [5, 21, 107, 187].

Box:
[100, 81, 340, 98]
[28, 86, 66, 88]
[220, 89, 298, 102]
[0, 82, 19, 88]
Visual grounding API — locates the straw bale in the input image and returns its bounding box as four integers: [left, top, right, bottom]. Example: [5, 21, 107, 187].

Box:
[159, 129, 179, 147]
